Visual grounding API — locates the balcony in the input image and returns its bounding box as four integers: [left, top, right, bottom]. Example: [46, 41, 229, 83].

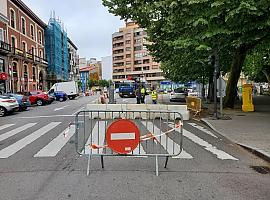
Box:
[0, 41, 11, 54]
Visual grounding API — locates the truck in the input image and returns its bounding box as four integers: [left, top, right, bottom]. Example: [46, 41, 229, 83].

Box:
[48, 81, 79, 100]
[118, 81, 136, 98]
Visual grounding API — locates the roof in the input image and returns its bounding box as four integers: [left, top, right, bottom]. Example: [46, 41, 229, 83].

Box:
[68, 38, 78, 50]
[11, 0, 47, 28]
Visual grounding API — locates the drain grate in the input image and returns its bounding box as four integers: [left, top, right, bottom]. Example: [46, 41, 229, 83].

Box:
[251, 166, 270, 174]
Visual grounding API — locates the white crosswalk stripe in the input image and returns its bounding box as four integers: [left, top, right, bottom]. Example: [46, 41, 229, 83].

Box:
[142, 122, 193, 159]
[169, 124, 238, 160]
[0, 123, 37, 142]
[83, 121, 106, 155]
[0, 122, 61, 158]
[188, 123, 217, 138]
[0, 121, 237, 160]
[34, 125, 75, 157]
[0, 124, 15, 131]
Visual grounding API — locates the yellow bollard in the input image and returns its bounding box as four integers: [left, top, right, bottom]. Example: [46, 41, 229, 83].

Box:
[242, 84, 254, 112]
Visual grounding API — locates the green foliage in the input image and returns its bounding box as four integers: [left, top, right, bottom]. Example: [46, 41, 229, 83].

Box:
[98, 79, 110, 87]
[103, 0, 270, 104]
[87, 79, 97, 88]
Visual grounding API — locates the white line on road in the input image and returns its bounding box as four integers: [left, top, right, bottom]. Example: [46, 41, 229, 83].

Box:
[72, 107, 85, 115]
[54, 105, 70, 111]
[83, 121, 106, 155]
[0, 122, 61, 158]
[34, 125, 75, 157]
[188, 123, 218, 138]
[0, 123, 37, 142]
[16, 115, 74, 119]
[169, 124, 238, 160]
[0, 124, 15, 131]
[142, 122, 193, 159]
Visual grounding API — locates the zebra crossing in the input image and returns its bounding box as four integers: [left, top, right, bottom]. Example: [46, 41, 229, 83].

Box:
[0, 121, 238, 161]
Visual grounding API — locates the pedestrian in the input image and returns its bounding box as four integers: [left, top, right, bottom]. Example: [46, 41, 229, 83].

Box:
[135, 85, 142, 104]
[151, 86, 158, 104]
[141, 85, 146, 104]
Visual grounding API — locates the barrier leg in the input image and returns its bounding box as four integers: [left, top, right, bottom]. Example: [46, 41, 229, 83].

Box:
[164, 156, 169, 168]
[87, 153, 91, 176]
[155, 155, 159, 176]
[101, 155, 104, 168]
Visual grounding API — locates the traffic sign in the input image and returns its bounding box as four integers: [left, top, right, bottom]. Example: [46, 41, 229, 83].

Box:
[106, 119, 140, 154]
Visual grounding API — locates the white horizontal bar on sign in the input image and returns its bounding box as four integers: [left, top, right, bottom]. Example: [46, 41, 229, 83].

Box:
[111, 133, 135, 140]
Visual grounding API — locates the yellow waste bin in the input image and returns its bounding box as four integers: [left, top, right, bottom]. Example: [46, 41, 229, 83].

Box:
[242, 84, 254, 112]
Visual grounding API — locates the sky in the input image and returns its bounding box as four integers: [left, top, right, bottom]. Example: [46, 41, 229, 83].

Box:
[22, 0, 124, 60]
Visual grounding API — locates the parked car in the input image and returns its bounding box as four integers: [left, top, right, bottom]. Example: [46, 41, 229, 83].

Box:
[0, 95, 19, 116]
[54, 91, 68, 102]
[4, 93, 30, 111]
[48, 92, 56, 103]
[48, 81, 79, 100]
[169, 88, 188, 102]
[26, 90, 49, 106]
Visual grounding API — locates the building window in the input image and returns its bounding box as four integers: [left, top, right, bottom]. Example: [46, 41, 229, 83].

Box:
[0, 59, 4, 73]
[126, 40, 131, 44]
[31, 46, 35, 56]
[21, 17, 26, 34]
[12, 62, 18, 77]
[134, 46, 142, 51]
[126, 61, 131, 65]
[22, 42, 26, 52]
[126, 54, 131, 58]
[126, 47, 131, 51]
[10, 9, 16, 29]
[38, 31, 42, 44]
[24, 65, 28, 79]
[39, 50, 43, 58]
[0, 28, 3, 42]
[32, 66, 36, 81]
[11, 36, 16, 48]
[30, 24, 34, 40]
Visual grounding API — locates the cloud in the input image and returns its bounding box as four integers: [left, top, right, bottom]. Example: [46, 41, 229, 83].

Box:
[22, 0, 124, 60]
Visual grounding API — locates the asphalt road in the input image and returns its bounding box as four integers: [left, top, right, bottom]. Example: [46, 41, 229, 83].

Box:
[0, 94, 269, 200]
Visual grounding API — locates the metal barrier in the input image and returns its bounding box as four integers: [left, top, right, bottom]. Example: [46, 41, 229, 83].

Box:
[185, 96, 202, 118]
[74, 110, 183, 176]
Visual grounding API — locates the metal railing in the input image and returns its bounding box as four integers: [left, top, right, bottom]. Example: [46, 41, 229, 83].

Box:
[73, 109, 184, 176]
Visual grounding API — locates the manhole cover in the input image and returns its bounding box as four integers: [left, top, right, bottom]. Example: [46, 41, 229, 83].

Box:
[250, 166, 270, 174]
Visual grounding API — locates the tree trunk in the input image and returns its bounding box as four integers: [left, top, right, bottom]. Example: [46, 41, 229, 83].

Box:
[224, 46, 248, 108]
[207, 67, 214, 102]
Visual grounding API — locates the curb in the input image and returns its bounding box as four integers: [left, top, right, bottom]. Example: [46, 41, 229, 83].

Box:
[201, 118, 270, 163]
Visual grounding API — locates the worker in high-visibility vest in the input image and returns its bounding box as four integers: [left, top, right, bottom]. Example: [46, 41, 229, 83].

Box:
[151, 87, 158, 104]
[141, 86, 146, 104]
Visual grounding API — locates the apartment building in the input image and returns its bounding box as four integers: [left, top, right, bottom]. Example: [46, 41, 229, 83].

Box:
[0, 0, 10, 94]
[112, 22, 165, 85]
[7, 0, 48, 92]
[68, 37, 79, 81]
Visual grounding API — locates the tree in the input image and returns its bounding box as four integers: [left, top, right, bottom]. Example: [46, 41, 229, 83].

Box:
[87, 79, 97, 89]
[103, 0, 270, 107]
[77, 80, 82, 91]
[98, 79, 110, 88]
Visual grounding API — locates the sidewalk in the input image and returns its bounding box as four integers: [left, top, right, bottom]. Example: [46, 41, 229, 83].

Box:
[201, 95, 270, 161]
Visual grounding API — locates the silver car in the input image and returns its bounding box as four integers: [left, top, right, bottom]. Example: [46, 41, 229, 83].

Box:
[169, 88, 188, 102]
[0, 95, 19, 117]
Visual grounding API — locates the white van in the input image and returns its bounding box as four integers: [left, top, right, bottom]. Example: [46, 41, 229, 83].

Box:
[48, 81, 79, 100]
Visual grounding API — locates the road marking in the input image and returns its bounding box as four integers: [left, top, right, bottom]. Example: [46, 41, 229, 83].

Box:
[34, 125, 75, 157]
[0, 123, 37, 142]
[54, 105, 70, 111]
[188, 123, 218, 138]
[83, 121, 106, 155]
[72, 107, 85, 115]
[142, 122, 193, 159]
[169, 124, 238, 160]
[0, 122, 61, 158]
[0, 124, 15, 131]
[16, 115, 74, 119]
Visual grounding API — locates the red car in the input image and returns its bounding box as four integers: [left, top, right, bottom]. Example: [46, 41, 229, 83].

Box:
[26, 90, 49, 106]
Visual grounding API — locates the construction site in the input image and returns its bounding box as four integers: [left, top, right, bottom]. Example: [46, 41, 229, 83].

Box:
[45, 16, 69, 88]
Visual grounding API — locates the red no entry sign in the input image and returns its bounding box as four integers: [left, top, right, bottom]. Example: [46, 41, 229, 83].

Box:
[106, 119, 140, 154]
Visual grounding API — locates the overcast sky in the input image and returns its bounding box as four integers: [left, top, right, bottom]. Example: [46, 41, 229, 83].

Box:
[22, 0, 124, 60]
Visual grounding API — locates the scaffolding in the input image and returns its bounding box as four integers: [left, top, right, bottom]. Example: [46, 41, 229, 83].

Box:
[45, 15, 69, 86]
